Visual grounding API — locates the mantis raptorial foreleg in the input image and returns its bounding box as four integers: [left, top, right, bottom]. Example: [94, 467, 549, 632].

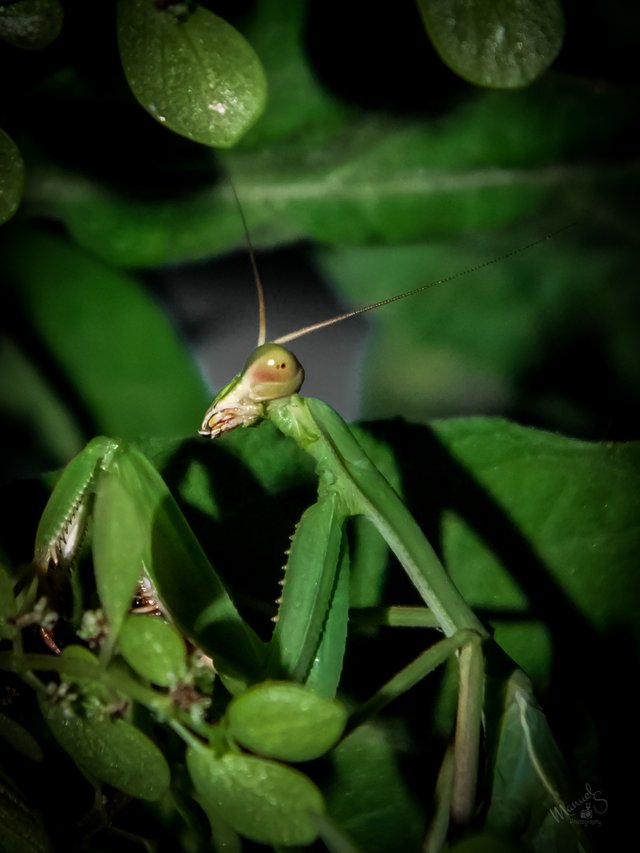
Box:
[31, 436, 266, 682]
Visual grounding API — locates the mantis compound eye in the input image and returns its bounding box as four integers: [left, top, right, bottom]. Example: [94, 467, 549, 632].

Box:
[244, 343, 305, 402]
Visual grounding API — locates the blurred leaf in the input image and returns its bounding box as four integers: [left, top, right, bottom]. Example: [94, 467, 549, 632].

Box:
[0, 336, 84, 472]
[391, 415, 639, 716]
[0, 556, 17, 638]
[0, 780, 52, 853]
[0, 710, 43, 761]
[118, 613, 187, 687]
[226, 681, 347, 761]
[39, 691, 171, 801]
[187, 746, 324, 845]
[24, 80, 638, 265]
[0, 227, 209, 444]
[418, 0, 564, 88]
[0, 0, 63, 50]
[439, 418, 640, 653]
[449, 833, 521, 852]
[319, 231, 640, 438]
[0, 128, 24, 224]
[117, 0, 267, 148]
[324, 724, 424, 852]
[484, 670, 588, 852]
[241, 0, 349, 145]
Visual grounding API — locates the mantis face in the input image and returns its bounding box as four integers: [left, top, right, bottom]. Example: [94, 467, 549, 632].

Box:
[199, 343, 304, 438]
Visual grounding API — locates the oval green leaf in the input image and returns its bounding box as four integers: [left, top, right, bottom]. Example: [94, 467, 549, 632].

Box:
[226, 681, 347, 762]
[0, 0, 63, 50]
[39, 693, 170, 801]
[418, 0, 564, 88]
[0, 128, 24, 224]
[117, 0, 267, 148]
[187, 747, 324, 845]
[118, 613, 187, 687]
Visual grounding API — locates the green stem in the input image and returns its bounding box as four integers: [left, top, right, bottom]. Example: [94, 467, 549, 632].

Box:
[349, 605, 439, 629]
[0, 651, 171, 717]
[347, 630, 475, 733]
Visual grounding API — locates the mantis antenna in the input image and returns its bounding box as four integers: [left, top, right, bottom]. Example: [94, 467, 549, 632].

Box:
[229, 179, 267, 347]
[228, 172, 574, 348]
[202, 208, 573, 439]
[273, 225, 576, 345]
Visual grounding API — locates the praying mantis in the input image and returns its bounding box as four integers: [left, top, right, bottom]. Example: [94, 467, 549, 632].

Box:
[0, 222, 578, 851]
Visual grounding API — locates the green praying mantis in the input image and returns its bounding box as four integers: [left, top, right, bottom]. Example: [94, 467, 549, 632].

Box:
[0, 223, 577, 850]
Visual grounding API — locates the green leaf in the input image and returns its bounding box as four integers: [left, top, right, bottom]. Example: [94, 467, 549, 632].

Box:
[483, 670, 588, 852]
[117, 0, 267, 148]
[319, 232, 640, 438]
[240, 0, 349, 145]
[0, 780, 52, 853]
[39, 691, 170, 801]
[0, 336, 84, 471]
[438, 420, 640, 667]
[187, 746, 324, 846]
[118, 444, 266, 682]
[0, 711, 43, 762]
[324, 724, 424, 853]
[26, 79, 638, 266]
[0, 227, 208, 442]
[449, 833, 521, 853]
[418, 0, 564, 88]
[118, 613, 187, 687]
[0, 0, 63, 50]
[0, 557, 17, 639]
[0, 128, 24, 224]
[226, 681, 347, 761]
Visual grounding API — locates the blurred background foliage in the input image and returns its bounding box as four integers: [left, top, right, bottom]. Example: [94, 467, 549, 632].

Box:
[0, 0, 638, 484]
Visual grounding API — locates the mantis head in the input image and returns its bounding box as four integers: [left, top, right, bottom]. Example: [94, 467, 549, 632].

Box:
[199, 343, 304, 439]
